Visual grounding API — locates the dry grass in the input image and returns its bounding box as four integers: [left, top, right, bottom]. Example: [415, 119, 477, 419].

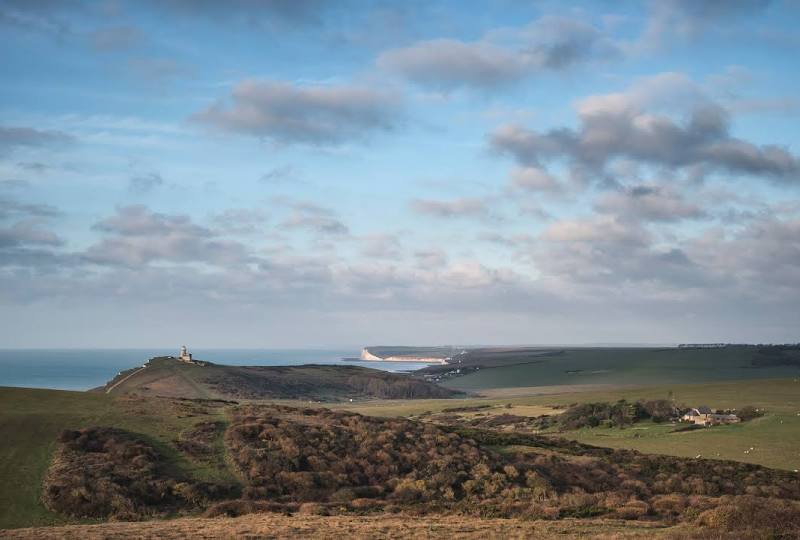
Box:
[2, 513, 675, 539]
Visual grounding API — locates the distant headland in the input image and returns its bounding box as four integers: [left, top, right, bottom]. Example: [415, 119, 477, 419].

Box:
[357, 346, 457, 364]
[96, 347, 460, 402]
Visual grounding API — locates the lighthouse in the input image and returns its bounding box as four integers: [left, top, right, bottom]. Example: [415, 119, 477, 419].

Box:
[179, 345, 193, 363]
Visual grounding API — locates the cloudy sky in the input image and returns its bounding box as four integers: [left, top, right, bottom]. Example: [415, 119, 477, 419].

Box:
[1, 0, 798, 347]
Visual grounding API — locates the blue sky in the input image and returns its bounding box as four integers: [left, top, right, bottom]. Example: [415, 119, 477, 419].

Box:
[0, 0, 798, 347]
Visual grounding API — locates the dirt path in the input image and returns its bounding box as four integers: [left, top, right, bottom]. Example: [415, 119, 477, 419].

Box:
[105, 366, 147, 394]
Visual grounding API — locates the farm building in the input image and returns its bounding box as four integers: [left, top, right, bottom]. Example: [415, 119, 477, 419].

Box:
[681, 406, 740, 426]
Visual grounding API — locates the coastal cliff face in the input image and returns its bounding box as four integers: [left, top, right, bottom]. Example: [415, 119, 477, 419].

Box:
[360, 347, 449, 364]
[360, 348, 384, 361]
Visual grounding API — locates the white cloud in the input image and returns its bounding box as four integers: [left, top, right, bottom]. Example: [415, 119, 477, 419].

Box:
[192, 79, 401, 145]
[379, 15, 618, 91]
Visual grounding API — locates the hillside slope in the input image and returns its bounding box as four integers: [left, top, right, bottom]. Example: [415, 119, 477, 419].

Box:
[435, 346, 800, 390]
[0, 387, 237, 530]
[99, 357, 459, 401]
[3, 387, 800, 537]
[32, 403, 800, 538]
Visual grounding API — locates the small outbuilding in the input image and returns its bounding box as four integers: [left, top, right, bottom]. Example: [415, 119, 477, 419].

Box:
[682, 406, 740, 426]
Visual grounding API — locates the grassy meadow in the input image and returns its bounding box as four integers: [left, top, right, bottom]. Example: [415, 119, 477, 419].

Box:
[0, 387, 236, 529]
[440, 346, 800, 391]
[343, 378, 800, 472]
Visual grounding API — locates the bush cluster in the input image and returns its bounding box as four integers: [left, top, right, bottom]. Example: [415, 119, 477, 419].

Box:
[559, 399, 677, 429]
[225, 405, 800, 525]
[454, 427, 800, 503]
[43, 427, 233, 520]
[225, 405, 554, 507]
[44, 406, 800, 532]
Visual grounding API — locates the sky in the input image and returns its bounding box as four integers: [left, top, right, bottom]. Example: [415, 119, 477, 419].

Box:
[0, 0, 798, 348]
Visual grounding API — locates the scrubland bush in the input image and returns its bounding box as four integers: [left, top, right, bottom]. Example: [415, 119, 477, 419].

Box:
[614, 499, 650, 520]
[225, 405, 514, 505]
[44, 406, 800, 528]
[559, 400, 648, 429]
[44, 427, 233, 520]
[203, 500, 295, 518]
[694, 496, 800, 538]
[350, 497, 383, 510]
[556, 492, 605, 518]
[297, 502, 328, 515]
[736, 405, 764, 421]
[651, 493, 688, 518]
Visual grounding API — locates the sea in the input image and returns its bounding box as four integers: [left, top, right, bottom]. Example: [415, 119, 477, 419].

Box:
[0, 349, 436, 391]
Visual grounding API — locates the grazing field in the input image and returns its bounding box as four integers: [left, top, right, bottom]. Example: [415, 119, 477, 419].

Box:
[439, 347, 800, 391]
[564, 414, 800, 472]
[344, 378, 800, 471]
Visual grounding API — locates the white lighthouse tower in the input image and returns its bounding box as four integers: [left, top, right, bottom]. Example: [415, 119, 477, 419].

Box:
[179, 345, 193, 363]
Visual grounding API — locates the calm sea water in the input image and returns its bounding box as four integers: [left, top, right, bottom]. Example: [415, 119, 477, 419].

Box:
[0, 349, 434, 391]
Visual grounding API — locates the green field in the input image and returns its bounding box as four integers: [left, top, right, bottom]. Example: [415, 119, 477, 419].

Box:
[0, 387, 236, 530]
[440, 347, 800, 391]
[344, 378, 800, 472]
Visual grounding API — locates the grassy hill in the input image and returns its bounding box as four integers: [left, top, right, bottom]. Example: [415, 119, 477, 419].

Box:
[2, 351, 799, 533]
[0, 387, 237, 529]
[0, 356, 457, 529]
[2, 381, 800, 537]
[433, 346, 800, 390]
[3, 392, 800, 537]
[100, 356, 460, 401]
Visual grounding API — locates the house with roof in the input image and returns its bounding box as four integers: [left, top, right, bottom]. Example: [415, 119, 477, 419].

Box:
[682, 406, 740, 426]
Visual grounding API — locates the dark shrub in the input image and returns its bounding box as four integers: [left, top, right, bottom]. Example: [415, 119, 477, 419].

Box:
[224, 405, 555, 509]
[203, 500, 295, 518]
[43, 427, 233, 520]
[641, 400, 678, 422]
[695, 496, 800, 537]
[736, 406, 764, 422]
